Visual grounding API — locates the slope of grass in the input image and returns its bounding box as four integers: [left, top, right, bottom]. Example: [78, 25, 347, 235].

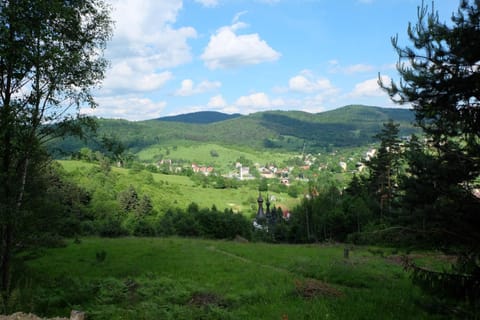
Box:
[57, 160, 298, 214]
[136, 143, 293, 172]
[19, 237, 440, 320]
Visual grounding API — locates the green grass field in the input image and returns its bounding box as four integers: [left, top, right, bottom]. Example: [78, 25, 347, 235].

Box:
[57, 160, 299, 214]
[136, 143, 294, 173]
[19, 237, 442, 320]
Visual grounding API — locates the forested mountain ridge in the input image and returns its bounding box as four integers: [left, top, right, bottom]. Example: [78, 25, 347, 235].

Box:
[156, 110, 242, 124]
[51, 105, 417, 155]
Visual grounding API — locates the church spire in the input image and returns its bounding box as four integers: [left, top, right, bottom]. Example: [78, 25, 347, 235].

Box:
[256, 192, 265, 221]
[265, 193, 271, 215]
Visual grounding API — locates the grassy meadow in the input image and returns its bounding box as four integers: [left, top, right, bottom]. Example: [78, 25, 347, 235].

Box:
[18, 237, 442, 320]
[58, 160, 299, 214]
[136, 143, 294, 172]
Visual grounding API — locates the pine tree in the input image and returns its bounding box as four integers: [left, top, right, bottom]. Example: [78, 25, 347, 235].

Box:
[118, 185, 139, 213]
[381, 0, 480, 308]
[365, 120, 402, 220]
[381, 0, 480, 247]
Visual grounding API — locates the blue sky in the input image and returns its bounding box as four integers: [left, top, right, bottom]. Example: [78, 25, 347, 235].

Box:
[85, 0, 460, 120]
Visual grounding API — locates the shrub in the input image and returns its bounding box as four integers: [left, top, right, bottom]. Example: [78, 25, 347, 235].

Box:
[97, 218, 128, 237]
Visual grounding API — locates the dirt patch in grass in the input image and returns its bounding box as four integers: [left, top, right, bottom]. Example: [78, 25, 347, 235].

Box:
[188, 292, 226, 308]
[0, 313, 67, 320]
[294, 278, 343, 299]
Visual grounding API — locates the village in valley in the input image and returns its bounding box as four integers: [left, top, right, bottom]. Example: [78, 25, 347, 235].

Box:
[156, 147, 379, 186]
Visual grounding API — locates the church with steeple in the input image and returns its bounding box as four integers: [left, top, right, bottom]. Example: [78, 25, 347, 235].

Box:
[254, 192, 276, 229]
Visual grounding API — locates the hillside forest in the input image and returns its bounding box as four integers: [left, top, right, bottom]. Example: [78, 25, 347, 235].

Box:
[0, 0, 479, 319]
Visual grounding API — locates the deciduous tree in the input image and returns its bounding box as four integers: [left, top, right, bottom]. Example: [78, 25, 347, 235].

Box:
[0, 0, 112, 296]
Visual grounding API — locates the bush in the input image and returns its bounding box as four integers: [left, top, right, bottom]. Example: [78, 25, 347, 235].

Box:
[132, 219, 156, 237]
[97, 218, 128, 237]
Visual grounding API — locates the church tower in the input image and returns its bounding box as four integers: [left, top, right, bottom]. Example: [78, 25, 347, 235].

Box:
[256, 192, 265, 221]
[265, 194, 271, 216]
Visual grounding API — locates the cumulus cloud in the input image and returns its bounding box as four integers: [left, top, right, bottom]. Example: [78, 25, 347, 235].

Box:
[201, 13, 281, 69]
[236, 92, 271, 108]
[233, 92, 285, 113]
[103, 0, 197, 94]
[288, 70, 339, 95]
[207, 94, 228, 108]
[103, 63, 172, 93]
[349, 75, 390, 98]
[83, 95, 167, 121]
[174, 79, 222, 96]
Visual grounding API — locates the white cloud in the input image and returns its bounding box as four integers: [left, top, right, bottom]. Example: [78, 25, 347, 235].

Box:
[288, 70, 339, 95]
[201, 13, 281, 69]
[102, 64, 172, 93]
[194, 0, 219, 7]
[83, 95, 167, 121]
[349, 76, 390, 98]
[174, 79, 221, 96]
[234, 92, 285, 113]
[103, 0, 197, 94]
[236, 92, 271, 108]
[207, 94, 227, 108]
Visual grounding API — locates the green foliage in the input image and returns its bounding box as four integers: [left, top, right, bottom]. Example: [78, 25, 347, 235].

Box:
[0, 0, 113, 297]
[95, 250, 107, 263]
[364, 120, 403, 218]
[118, 185, 139, 213]
[156, 204, 252, 240]
[377, 0, 480, 310]
[96, 217, 128, 238]
[59, 160, 298, 217]
[258, 178, 268, 192]
[210, 149, 219, 157]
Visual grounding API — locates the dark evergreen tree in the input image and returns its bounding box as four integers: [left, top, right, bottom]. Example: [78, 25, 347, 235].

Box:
[381, 0, 480, 309]
[343, 174, 373, 234]
[381, 0, 480, 246]
[135, 195, 154, 217]
[364, 120, 402, 220]
[118, 185, 139, 213]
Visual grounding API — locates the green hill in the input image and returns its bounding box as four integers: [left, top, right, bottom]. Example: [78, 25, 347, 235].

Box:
[49, 105, 417, 156]
[59, 160, 298, 214]
[157, 110, 242, 124]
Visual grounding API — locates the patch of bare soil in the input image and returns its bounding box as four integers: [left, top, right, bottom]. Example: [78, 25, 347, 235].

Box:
[0, 313, 67, 320]
[188, 292, 226, 308]
[294, 278, 343, 299]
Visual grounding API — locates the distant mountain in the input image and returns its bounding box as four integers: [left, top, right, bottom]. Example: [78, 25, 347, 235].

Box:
[49, 105, 418, 156]
[204, 105, 416, 150]
[156, 111, 242, 124]
[316, 105, 414, 123]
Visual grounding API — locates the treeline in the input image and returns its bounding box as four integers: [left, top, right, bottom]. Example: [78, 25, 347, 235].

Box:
[96, 202, 252, 241]
[24, 163, 253, 241]
[283, 119, 480, 314]
[288, 121, 479, 248]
